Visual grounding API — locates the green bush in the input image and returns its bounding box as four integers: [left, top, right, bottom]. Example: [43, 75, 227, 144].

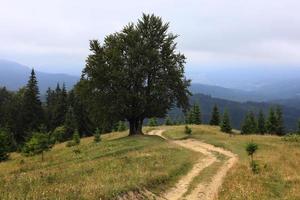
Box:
[22, 132, 52, 161]
[184, 125, 192, 135]
[94, 128, 101, 143]
[117, 121, 127, 132]
[246, 142, 259, 173]
[51, 126, 67, 143]
[73, 130, 80, 145]
[148, 118, 158, 126]
[282, 134, 300, 142]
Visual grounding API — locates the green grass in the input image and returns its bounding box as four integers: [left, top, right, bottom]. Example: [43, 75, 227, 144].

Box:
[163, 125, 300, 200]
[0, 130, 198, 200]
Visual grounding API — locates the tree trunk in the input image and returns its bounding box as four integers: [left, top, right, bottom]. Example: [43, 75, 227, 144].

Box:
[129, 118, 144, 135]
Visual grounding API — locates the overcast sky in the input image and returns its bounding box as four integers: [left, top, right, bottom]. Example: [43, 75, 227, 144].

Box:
[1, 0, 300, 76]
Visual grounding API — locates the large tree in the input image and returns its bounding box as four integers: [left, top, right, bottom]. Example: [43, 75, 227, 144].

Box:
[80, 14, 190, 135]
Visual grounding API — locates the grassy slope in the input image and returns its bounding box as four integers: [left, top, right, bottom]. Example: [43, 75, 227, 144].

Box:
[0, 130, 198, 200]
[163, 125, 300, 200]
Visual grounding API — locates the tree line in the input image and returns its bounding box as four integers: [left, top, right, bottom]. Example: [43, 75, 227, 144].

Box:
[164, 103, 287, 135]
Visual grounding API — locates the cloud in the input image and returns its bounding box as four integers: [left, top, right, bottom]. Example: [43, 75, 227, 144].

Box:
[0, 0, 300, 75]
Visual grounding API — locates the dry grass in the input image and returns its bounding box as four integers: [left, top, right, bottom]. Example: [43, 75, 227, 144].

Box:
[162, 125, 300, 200]
[0, 130, 198, 200]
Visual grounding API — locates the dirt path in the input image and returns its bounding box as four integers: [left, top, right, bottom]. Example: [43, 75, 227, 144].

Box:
[147, 130, 238, 200]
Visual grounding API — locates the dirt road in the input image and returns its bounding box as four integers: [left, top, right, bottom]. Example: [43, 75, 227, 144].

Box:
[147, 129, 238, 200]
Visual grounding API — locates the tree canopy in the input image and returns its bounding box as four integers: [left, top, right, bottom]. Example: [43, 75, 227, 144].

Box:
[79, 14, 190, 135]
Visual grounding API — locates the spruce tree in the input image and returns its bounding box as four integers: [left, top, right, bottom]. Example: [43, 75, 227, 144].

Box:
[266, 107, 277, 134]
[210, 104, 220, 126]
[73, 130, 80, 145]
[257, 110, 266, 134]
[192, 104, 201, 125]
[241, 112, 257, 134]
[220, 110, 232, 133]
[275, 106, 284, 136]
[94, 128, 101, 143]
[64, 106, 77, 139]
[22, 69, 43, 137]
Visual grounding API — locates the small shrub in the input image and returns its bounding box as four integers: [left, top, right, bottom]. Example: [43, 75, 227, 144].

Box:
[117, 121, 127, 132]
[51, 126, 67, 143]
[184, 125, 192, 135]
[148, 118, 158, 126]
[282, 134, 300, 142]
[66, 141, 75, 147]
[73, 130, 80, 145]
[246, 142, 259, 173]
[22, 132, 52, 161]
[94, 128, 101, 143]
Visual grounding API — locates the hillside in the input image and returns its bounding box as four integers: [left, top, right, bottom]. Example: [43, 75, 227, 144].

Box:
[0, 59, 79, 92]
[1, 125, 299, 199]
[169, 93, 300, 132]
[0, 130, 197, 199]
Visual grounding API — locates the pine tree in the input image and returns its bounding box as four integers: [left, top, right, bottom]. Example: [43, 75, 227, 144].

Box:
[210, 104, 220, 126]
[192, 104, 201, 125]
[241, 112, 257, 134]
[257, 110, 266, 134]
[22, 69, 44, 137]
[297, 119, 300, 135]
[220, 110, 232, 133]
[73, 130, 80, 145]
[64, 106, 77, 139]
[22, 132, 52, 161]
[275, 106, 284, 136]
[186, 110, 193, 124]
[94, 128, 101, 143]
[266, 107, 277, 134]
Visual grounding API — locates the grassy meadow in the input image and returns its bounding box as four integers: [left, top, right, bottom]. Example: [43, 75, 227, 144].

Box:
[163, 125, 300, 200]
[0, 130, 198, 200]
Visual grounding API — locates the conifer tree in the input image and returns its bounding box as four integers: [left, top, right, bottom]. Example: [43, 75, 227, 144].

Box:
[257, 110, 266, 134]
[192, 104, 201, 125]
[210, 104, 220, 126]
[266, 107, 277, 134]
[94, 128, 101, 143]
[22, 69, 43, 138]
[241, 112, 257, 134]
[220, 110, 232, 133]
[73, 130, 80, 145]
[275, 106, 284, 136]
[64, 106, 77, 139]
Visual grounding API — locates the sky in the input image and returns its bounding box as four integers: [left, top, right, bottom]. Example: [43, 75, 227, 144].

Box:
[1, 0, 300, 77]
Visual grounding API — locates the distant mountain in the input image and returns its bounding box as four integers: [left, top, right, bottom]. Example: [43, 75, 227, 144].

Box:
[190, 81, 300, 102]
[169, 93, 299, 132]
[0, 59, 79, 92]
